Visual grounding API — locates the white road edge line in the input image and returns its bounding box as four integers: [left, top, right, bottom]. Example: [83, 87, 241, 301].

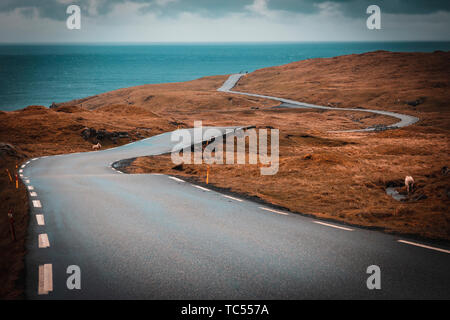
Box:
[193, 185, 210, 192]
[25, 179, 30, 184]
[313, 221, 353, 231]
[223, 195, 243, 202]
[32, 200, 42, 208]
[398, 240, 450, 254]
[169, 176, 185, 183]
[36, 214, 45, 225]
[30, 191, 38, 197]
[38, 264, 53, 295]
[259, 207, 289, 216]
[38, 234, 50, 248]
[19, 169, 23, 173]
[28, 186, 34, 190]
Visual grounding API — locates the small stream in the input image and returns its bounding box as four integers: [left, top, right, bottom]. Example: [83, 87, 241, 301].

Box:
[386, 187, 407, 201]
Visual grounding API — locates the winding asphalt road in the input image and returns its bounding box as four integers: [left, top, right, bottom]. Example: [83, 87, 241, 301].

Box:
[219, 74, 419, 132]
[22, 76, 449, 300]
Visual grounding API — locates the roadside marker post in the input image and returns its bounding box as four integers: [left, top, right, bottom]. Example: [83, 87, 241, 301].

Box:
[6, 169, 12, 182]
[8, 209, 16, 241]
[206, 165, 210, 184]
[15, 173, 18, 189]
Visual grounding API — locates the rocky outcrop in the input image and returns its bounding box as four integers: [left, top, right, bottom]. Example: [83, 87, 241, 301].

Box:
[369, 124, 390, 132]
[81, 128, 130, 144]
[49, 102, 59, 109]
[405, 97, 425, 107]
[0, 143, 25, 159]
[81, 128, 97, 140]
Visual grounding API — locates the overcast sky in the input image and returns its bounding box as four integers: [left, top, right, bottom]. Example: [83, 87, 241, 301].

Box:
[0, 0, 449, 43]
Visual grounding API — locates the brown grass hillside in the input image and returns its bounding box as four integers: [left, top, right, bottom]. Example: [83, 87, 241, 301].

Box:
[1, 50, 449, 298]
[125, 51, 450, 240]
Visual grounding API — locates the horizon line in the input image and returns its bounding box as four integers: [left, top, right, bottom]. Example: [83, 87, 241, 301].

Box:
[1, 40, 450, 45]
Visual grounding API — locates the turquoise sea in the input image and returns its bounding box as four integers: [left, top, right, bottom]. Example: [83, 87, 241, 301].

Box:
[1, 42, 449, 111]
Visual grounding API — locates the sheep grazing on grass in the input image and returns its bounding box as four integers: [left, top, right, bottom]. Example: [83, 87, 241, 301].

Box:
[92, 142, 102, 151]
[405, 176, 414, 194]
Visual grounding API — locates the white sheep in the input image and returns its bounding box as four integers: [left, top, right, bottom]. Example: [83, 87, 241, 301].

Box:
[92, 142, 102, 151]
[405, 175, 414, 194]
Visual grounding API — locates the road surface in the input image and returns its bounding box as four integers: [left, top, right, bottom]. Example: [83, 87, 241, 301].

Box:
[219, 73, 419, 132]
[21, 77, 449, 300]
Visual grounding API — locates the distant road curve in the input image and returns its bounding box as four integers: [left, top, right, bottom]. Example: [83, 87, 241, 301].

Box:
[218, 74, 419, 132]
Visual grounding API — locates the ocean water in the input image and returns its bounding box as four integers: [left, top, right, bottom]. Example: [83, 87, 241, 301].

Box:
[1, 42, 449, 111]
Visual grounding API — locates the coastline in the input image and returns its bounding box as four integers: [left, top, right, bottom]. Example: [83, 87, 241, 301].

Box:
[1, 50, 449, 298]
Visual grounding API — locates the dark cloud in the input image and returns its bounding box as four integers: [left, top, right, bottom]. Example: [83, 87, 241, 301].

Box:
[0, 0, 449, 21]
[0, 0, 67, 20]
[326, 0, 450, 17]
[267, 0, 450, 17]
[138, 0, 254, 18]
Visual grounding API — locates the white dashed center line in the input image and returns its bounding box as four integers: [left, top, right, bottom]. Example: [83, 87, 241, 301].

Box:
[19, 169, 23, 173]
[398, 240, 450, 254]
[32, 200, 42, 208]
[38, 234, 50, 248]
[193, 185, 210, 192]
[169, 176, 185, 183]
[38, 264, 53, 295]
[30, 192, 38, 197]
[36, 214, 45, 225]
[25, 179, 30, 184]
[313, 221, 353, 231]
[28, 186, 34, 190]
[259, 207, 289, 216]
[223, 195, 243, 202]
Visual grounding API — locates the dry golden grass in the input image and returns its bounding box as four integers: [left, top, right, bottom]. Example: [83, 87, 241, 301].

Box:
[1, 51, 449, 298]
[121, 51, 450, 240]
[125, 125, 450, 240]
[0, 156, 29, 299]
